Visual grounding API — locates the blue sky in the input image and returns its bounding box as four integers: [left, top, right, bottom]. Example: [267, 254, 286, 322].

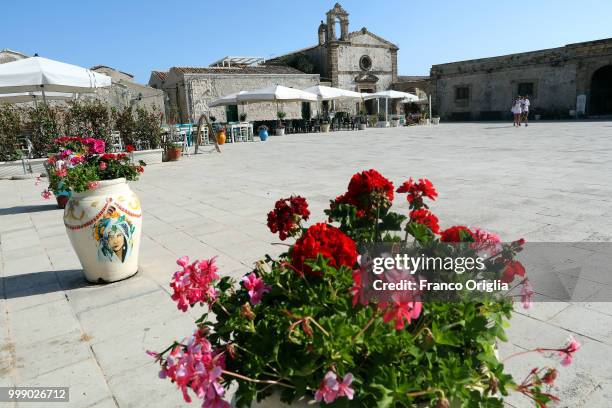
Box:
[3, 0, 611, 83]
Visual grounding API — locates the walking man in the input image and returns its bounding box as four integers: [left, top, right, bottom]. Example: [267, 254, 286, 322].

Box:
[522, 95, 530, 126]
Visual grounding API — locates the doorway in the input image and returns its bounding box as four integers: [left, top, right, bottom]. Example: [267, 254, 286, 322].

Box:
[226, 105, 238, 122]
[590, 65, 612, 115]
[361, 88, 375, 114]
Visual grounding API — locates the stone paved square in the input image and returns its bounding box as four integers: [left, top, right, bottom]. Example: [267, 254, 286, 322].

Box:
[1, 122, 612, 407]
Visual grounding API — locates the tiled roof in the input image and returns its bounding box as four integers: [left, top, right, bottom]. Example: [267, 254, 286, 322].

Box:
[171, 65, 309, 75]
[152, 70, 167, 80]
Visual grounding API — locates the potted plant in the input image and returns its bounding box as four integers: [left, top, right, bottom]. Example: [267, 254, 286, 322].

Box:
[216, 125, 227, 145]
[150, 170, 578, 407]
[240, 113, 248, 123]
[431, 108, 440, 125]
[43, 136, 145, 283]
[358, 108, 368, 130]
[390, 115, 401, 127]
[320, 120, 331, 133]
[257, 125, 269, 141]
[421, 111, 430, 125]
[276, 111, 286, 136]
[162, 137, 183, 161]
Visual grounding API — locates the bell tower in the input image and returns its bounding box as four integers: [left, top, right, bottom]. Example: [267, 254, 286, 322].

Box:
[325, 3, 349, 42]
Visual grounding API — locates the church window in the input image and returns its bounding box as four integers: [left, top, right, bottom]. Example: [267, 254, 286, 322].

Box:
[359, 55, 372, 71]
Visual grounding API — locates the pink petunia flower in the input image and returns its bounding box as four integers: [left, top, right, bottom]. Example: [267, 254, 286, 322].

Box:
[87, 181, 99, 190]
[170, 256, 220, 312]
[150, 329, 229, 407]
[41, 189, 52, 200]
[380, 291, 422, 330]
[558, 336, 581, 366]
[99, 161, 108, 170]
[336, 373, 355, 400]
[241, 272, 271, 305]
[55, 168, 68, 177]
[314, 371, 339, 403]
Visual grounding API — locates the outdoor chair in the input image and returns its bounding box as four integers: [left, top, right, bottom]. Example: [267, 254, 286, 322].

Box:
[135, 140, 150, 151]
[19, 136, 34, 159]
[195, 126, 211, 145]
[177, 124, 193, 146]
[110, 132, 123, 152]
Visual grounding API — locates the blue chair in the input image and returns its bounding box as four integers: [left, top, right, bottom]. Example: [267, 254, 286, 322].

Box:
[177, 124, 193, 146]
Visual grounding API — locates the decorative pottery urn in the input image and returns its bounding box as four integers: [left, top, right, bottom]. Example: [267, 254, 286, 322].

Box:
[63, 178, 142, 283]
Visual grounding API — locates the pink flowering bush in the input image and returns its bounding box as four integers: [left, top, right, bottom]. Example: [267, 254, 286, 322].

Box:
[151, 170, 579, 408]
[43, 136, 145, 198]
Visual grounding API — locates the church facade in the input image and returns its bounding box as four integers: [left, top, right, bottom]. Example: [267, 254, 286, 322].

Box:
[153, 3, 413, 122]
[268, 3, 401, 114]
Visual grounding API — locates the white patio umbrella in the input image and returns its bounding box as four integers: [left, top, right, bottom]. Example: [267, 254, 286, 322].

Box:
[363, 90, 419, 121]
[0, 91, 75, 104]
[303, 85, 363, 101]
[209, 91, 251, 121]
[236, 85, 318, 125]
[303, 85, 363, 118]
[209, 91, 250, 107]
[0, 56, 111, 98]
[236, 85, 318, 103]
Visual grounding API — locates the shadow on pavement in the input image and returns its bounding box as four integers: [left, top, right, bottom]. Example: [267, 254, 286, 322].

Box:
[0, 204, 59, 216]
[2, 269, 90, 299]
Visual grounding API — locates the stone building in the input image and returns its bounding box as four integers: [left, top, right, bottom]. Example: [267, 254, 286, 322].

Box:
[0, 48, 28, 64]
[153, 3, 411, 122]
[151, 65, 319, 123]
[268, 3, 400, 114]
[430, 38, 612, 120]
[89, 65, 165, 113]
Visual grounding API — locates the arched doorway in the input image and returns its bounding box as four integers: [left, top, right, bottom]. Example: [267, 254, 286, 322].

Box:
[590, 65, 612, 115]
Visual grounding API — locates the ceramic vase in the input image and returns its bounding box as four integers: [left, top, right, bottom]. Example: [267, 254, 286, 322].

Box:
[63, 178, 142, 283]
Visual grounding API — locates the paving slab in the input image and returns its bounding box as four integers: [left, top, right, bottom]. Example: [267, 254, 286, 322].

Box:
[1, 122, 612, 407]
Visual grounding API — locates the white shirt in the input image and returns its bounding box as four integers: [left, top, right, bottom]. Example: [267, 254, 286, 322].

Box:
[522, 99, 530, 111]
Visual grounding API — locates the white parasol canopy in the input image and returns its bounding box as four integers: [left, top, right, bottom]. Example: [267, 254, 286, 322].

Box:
[302, 85, 363, 101]
[236, 85, 318, 103]
[0, 91, 75, 104]
[363, 90, 420, 121]
[0, 56, 111, 94]
[362, 90, 419, 101]
[209, 91, 250, 107]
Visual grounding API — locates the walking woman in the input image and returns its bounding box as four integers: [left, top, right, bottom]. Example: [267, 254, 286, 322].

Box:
[511, 96, 522, 126]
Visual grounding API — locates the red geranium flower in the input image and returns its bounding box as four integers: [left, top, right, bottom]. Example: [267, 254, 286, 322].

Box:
[409, 209, 440, 234]
[126, 145, 135, 153]
[291, 223, 357, 276]
[439, 225, 474, 242]
[267, 195, 310, 240]
[500, 260, 526, 283]
[333, 169, 394, 216]
[396, 177, 438, 207]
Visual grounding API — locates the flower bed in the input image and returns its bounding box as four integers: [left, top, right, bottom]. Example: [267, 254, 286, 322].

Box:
[150, 169, 579, 408]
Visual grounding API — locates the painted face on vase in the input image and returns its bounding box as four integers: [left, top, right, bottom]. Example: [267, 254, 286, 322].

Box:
[93, 209, 135, 263]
